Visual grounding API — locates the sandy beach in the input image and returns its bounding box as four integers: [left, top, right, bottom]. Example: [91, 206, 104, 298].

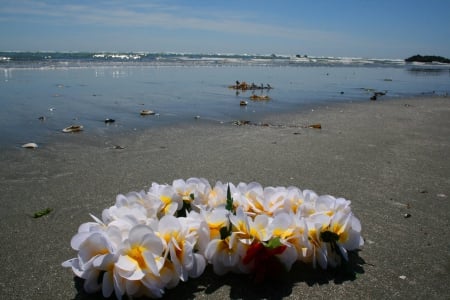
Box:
[1, 96, 449, 299]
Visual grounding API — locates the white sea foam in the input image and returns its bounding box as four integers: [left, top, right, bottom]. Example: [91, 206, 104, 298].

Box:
[93, 53, 142, 60]
[1, 51, 444, 70]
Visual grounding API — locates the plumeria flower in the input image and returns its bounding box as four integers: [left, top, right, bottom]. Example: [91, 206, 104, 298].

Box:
[62, 225, 122, 295]
[139, 260, 179, 298]
[262, 186, 289, 216]
[157, 215, 206, 281]
[196, 207, 229, 254]
[239, 184, 290, 217]
[172, 177, 212, 210]
[116, 190, 159, 219]
[147, 182, 182, 217]
[102, 207, 153, 241]
[305, 209, 364, 268]
[114, 224, 165, 298]
[230, 206, 271, 244]
[239, 182, 265, 216]
[268, 212, 303, 268]
[304, 214, 330, 269]
[207, 181, 228, 208]
[312, 195, 352, 217]
[321, 210, 364, 267]
[64, 179, 364, 298]
[281, 186, 305, 214]
[205, 232, 250, 275]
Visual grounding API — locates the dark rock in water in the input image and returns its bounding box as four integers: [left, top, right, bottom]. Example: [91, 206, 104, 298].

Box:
[374, 91, 387, 97]
[104, 118, 115, 123]
[371, 91, 387, 101]
[405, 54, 450, 63]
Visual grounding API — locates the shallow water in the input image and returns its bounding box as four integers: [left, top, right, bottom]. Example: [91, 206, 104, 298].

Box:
[1, 64, 449, 147]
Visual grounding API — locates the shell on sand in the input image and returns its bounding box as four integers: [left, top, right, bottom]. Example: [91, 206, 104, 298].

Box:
[22, 142, 38, 149]
[140, 110, 155, 116]
[62, 125, 84, 133]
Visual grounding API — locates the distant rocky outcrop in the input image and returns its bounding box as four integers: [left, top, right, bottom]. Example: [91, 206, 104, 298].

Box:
[405, 55, 450, 63]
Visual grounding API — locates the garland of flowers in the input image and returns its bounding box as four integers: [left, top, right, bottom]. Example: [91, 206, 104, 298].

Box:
[63, 178, 364, 299]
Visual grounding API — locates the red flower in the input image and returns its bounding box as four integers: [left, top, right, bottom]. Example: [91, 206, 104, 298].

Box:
[243, 241, 287, 282]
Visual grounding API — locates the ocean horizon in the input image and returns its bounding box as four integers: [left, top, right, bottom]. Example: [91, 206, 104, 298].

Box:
[0, 51, 422, 68]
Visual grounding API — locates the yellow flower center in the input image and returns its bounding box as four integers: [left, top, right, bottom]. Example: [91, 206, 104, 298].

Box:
[127, 245, 147, 269]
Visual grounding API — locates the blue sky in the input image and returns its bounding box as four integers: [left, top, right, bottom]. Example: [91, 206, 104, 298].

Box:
[1, 0, 449, 58]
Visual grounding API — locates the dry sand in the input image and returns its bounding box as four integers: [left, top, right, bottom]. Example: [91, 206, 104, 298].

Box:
[0, 96, 449, 299]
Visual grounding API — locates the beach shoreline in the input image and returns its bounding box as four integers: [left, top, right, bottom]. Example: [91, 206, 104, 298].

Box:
[1, 95, 449, 299]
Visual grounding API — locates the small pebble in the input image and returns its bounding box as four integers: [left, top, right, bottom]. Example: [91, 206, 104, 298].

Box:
[404, 213, 411, 218]
[399, 275, 406, 280]
[112, 145, 126, 149]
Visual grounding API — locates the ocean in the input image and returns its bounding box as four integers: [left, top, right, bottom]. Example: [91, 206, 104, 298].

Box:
[1, 52, 449, 147]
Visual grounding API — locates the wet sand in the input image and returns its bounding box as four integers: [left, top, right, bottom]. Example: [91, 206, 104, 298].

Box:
[0, 96, 449, 299]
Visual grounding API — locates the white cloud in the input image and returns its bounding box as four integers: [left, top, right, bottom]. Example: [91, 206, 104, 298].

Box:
[1, 0, 343, 44]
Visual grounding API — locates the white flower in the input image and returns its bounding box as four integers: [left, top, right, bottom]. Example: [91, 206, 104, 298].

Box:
[262, 186, 288, 215]
[148, 182, 182, 217]
[62, 226, 121, 295]
[172, 177, 211, 209]
[63, 178, 364, 299]
[115, 224, 165, 282]
[281, 186, 305, 214]
[197, 208, 228, 253]
[207, 181, 228, 208]
[230, 206, 271, 244]
[205, 232, 249, 275]
[305, 214, 329, 269]
[239, 182, 265, 215]
[305, 209, 364, 268]
[158, 215, 206, 281]
[269, 212, 307, 266]
[140, 260, 179, 298]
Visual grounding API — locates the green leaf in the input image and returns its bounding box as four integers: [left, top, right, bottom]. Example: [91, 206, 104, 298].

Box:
[177, 200, 191, 218]
[33, 208, 52, 218]
[189, 193, 195, 200]
[265, 237, 283, 249]
[320, 230, 339, 243]
[226, 184, 233, 212]
[220, 226, 230, 240]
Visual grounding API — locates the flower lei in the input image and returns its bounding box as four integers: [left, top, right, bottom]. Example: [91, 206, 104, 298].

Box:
[63, 178, 364, 299]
